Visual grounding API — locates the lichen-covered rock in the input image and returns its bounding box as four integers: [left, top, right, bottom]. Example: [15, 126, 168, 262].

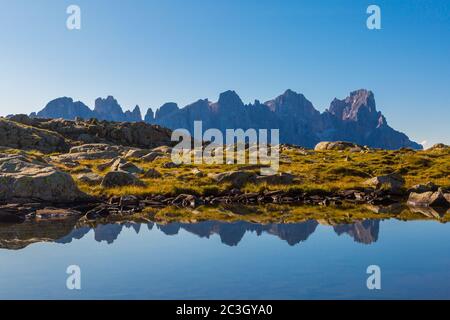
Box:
[143, 169, 162, 179]
[255, 172, 296, 185]
[35, 208, 82, 220]
[124, 148, 152, 159]
[427, 143, 449, 151]
[69, 143, 125, 154]
[210, 170, 257, 187]
[0, 118, 69, 153]
[407, 189, 449, 207]
[117, 162, 143, 174]
[152, 145, 173, 154]
[163, 162, 180, 169]
[142, 152, 164, 162]
[101, 170, 144, 188]
[110, 158, 127, 171]
[445, 193, 450, 204]
[7, 115, 173, 151]
[0, 155, 87, 202]
[76, 173, 103, 186]
[56, 150, 121, 161]
[191, 168, 205, 177]
[97, 157, 121, 171]
[314, 141, 363, 151]
[408, 182, 438, 193]
[364, 173, 405, 191]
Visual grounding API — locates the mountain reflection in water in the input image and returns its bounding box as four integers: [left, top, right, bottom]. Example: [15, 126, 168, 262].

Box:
[0, 219, 381, 249]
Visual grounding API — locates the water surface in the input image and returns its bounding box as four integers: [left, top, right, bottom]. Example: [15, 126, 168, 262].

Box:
[0, 218, 449, 299]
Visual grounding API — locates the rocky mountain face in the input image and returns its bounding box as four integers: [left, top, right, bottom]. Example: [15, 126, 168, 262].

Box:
[32, 89, 422, 149]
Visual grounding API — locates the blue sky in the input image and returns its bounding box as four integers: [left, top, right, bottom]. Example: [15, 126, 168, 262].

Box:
[0, 0, 449, 145]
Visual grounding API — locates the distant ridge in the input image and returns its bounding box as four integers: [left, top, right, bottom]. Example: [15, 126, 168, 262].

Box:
[31, 89, 422, 150]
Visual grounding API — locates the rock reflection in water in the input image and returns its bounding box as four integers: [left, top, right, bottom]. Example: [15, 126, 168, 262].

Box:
[0, 218, 381, 250]
[333, 220, 379, 244]
[0, 217, 79, 250]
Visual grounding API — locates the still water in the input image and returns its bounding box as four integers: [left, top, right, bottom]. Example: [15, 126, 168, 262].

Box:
[0, 218, 449, 299]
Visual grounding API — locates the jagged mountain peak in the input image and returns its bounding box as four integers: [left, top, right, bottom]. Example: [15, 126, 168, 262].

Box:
[144, 108, 154, 123]
[94, 96, 121, 112]
[282, 89, 300, 97]
[265, 89, 316, 116]
[217, 90, 244, 107]
[124, 105, 142, 122]
[156, 102, 179, 119]
[329, 89, 378, 122]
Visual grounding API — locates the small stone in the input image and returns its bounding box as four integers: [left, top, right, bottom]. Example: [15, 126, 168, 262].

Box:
[118, 162, 143, 174]
[408, 182, 438, 193]
[143, 169, 162, 178]
[101, 170, 145, 188]
[255, 172, 296, 185]
[77, 173, 103, 186]
[364, 173, 405, 191]
[210, 170, 257, 187]
[163, 162, 179, 169]
[191, 168, 205, 177]
[142, 152, 164, 162]
[314, 141, 363, 151]
[152, 145, 173, 154]
[124, 149, 152, 159]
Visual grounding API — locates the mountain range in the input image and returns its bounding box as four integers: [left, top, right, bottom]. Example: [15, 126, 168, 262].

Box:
[31, 89, 422, 149]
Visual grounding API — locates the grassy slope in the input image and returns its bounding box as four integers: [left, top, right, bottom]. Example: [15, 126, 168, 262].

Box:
[3, 145, 449, 198]
[64, 146, 450, 198]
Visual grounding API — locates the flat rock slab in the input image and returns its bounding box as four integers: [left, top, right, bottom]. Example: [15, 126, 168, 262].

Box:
[407, 190, 449, 208]
[35, 208, 82, 220]
[0, 155, 88, 203]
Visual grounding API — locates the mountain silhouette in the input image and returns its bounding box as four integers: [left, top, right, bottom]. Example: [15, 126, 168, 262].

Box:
[32, 89, 421, 149]
[50, 220, 377, 247]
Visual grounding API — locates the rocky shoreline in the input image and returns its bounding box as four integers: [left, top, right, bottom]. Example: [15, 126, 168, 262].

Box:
[1, 184, 449, 224]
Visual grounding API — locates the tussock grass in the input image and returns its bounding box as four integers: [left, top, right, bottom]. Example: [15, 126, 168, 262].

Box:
[85, 147, 450, 197]
[10, 145, 450, 198]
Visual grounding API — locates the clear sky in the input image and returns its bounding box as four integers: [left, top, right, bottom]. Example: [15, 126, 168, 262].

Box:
[0, 0, 449, 145]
